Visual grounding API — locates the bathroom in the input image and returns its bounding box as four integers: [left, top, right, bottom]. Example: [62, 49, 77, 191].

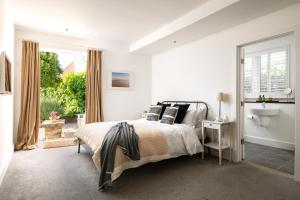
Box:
[242, 34, 295, 174]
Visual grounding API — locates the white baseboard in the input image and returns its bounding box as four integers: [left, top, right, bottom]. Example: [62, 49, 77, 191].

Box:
[245, 135, 295, 151]
[0, 144, 14, 186]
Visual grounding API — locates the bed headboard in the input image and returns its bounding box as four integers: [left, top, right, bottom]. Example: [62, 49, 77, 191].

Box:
[162, 101, 208, 119]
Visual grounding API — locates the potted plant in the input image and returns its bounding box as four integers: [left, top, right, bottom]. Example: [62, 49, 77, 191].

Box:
[49, 111, 60, 121]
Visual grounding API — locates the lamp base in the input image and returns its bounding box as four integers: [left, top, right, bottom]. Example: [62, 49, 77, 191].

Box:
[215, 117, 223, 122]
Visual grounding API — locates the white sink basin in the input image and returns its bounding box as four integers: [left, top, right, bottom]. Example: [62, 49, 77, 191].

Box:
[250, 108, 279, 116]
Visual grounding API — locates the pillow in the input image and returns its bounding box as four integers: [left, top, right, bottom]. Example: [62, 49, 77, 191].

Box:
[146, 105, 162, 121]
[182, 108, 207, 127]
[160, 107, 178, 125]
[182, 109, 197, 126]
[157, 102, 171, 119]
[173, 104, 190, 124]
[194, 109, 207, 128]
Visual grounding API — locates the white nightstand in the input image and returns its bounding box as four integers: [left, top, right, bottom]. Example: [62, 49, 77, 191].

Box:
[201, 120, 233, 165]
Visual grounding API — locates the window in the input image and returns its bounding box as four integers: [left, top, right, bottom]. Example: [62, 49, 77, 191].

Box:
[244, 46, 290, 98]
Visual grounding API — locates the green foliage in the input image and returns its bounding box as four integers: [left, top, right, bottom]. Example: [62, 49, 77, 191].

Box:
[40, 95, 64, 120]
[40, 52, 63, 89]
[40, 72, 86, 117]
[58, 72, 86, 117]
[40, 51, 86, 118]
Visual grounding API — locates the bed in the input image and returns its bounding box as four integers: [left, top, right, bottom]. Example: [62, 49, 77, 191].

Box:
[75, 101, 208, 185]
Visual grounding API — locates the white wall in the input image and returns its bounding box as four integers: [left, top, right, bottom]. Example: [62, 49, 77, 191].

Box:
[244, 103, 295, 150]
[14, 30, 151, 141]
[151, 3, 300, 180]
[0, 0, 14, 185]
[102, 51, 151, 121]
[152, 34, 233, 120]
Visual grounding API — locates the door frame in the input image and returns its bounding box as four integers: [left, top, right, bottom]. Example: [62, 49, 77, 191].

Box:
[235, 31, 295, 163]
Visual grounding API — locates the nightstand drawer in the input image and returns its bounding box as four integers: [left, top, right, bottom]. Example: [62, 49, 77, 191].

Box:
[203, 122, 219, 129]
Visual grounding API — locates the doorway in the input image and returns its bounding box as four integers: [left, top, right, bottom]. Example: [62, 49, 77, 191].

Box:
[238, 33, 295, 175]
[39, 49, 87, 148]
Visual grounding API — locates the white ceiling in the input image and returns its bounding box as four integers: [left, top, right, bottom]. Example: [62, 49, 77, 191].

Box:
[12, 0, 300, 54]
[12, 0, 207, 45]
[131, 0, 300, 54]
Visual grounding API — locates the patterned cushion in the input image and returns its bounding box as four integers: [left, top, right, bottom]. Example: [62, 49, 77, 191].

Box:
[160, 107, 178, 125]
[157, 102, 171, 119]
[146, 105, 162, 121]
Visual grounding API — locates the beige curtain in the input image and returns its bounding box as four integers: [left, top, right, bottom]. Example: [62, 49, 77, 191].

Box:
[15, 41, 40, 150]
[85, 49, 103, 123]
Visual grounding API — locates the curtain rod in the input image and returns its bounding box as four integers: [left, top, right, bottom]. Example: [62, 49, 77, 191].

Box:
[15, 38, 92, 52]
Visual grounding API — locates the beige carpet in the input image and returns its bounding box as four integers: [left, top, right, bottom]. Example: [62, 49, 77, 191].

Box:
[1, 146, 300, 200]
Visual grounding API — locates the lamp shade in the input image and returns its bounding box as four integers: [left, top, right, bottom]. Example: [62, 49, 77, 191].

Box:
[217, 92, 224, 102]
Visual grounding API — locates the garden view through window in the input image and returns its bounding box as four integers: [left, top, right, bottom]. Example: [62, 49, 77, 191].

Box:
[39, 50, 87, 144]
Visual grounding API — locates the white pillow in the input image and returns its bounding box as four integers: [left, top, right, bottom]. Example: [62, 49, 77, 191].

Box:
[182, 108, 207, 127]
[182, 110, 197, 126]
[194, 109, 207, 128]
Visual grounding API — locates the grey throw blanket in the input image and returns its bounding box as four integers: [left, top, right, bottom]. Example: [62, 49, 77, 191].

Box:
[99, 122, 140, 190]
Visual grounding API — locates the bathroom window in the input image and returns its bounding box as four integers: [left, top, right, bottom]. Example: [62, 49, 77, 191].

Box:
[244, 45, 290, 98]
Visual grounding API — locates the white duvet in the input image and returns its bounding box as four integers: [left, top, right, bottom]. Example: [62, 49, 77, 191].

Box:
[76, 119, 203, 181]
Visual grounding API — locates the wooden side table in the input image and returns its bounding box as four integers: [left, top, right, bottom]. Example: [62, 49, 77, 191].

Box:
[201, 120, 233, 165]
[41, 120, 65, 139]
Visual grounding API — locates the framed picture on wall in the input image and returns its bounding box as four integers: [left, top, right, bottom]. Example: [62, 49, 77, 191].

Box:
[108, 70, 134, 90]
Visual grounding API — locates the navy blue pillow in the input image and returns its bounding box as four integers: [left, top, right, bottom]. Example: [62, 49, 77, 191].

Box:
[173, 104, 190, 124]
[157, 102, 171, 119]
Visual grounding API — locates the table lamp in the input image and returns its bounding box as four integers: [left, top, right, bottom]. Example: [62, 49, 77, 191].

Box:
[216, 92, 224, 122]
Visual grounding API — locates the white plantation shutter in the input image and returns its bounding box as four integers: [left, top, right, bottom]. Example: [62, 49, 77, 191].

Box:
[270, 51, 288, 92]
[260, 54, 268, 92]
[244, 46, 289, 98]
[243, 57, 253, 94]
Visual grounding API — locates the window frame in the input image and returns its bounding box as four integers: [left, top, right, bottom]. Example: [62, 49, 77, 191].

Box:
[244, 44, 291, 99]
